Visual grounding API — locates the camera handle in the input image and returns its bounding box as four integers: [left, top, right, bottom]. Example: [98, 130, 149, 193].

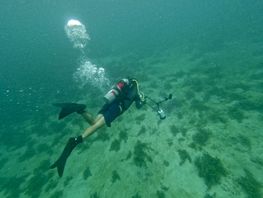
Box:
[144, 94, 172, 120]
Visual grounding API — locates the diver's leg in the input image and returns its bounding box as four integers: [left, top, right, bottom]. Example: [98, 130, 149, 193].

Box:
[79, 111, 96, 125]
[50, 115, 105, 177]
[94, 114, 104, 123]
[82, 116, 106, 139]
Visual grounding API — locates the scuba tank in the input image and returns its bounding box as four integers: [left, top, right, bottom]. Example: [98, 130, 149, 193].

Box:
[104, 78, 129, 104]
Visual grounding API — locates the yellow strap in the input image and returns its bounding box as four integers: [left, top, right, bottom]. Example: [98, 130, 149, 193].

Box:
[131, 79, 145, 101]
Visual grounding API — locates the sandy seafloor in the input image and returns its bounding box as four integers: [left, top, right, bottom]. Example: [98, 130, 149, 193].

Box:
[0, 41, 263, 198]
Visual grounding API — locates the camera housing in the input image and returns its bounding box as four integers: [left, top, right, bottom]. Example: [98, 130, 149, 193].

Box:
[157, 108, 166, 120]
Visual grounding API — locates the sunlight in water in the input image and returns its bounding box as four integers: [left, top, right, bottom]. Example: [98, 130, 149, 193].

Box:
[65, 18, 110, 90]
[65, 19, 90, 49]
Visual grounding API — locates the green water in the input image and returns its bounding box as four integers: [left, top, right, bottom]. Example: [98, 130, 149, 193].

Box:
[0, 1, 263, 197]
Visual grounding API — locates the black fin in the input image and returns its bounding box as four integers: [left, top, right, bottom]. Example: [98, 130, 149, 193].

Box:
[50, 158, 66, 177]
[50, 137, 79, 177]
[53, 103, 86, 120]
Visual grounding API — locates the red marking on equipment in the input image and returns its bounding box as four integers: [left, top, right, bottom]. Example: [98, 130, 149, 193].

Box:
[117, 82, 124, 89]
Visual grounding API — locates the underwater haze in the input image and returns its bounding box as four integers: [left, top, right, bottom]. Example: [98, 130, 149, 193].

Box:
[0, 0, 263, 197]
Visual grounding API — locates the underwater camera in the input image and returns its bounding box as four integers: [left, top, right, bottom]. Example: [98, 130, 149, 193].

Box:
[157, 108, 166, 120]
[145, 94, 172, 120]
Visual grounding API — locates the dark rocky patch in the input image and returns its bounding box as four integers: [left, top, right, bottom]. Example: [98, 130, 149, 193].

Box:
[178, 149, 192, 165]
[50, 190, 63, 198]
[111, 170, 121, 183]
[90, 192, 99, 198]
[131, 192, 142, 198]
[44, 178, 58, 192]
[227, 106, 245, 123]
[133, 141, 153, 168]
[135, 114, 146, 124]
[24, 172, 49, 197]
[192, 128, 211, 147]
[122, 151, 132, 161]
[109, 139, 121, 152]
[194, 153, 227, 189]
[64, 176, 73, 186]
[169, 125, 180, 137]
[237, 135, 251, 150]
[0, 157, 8, 170]
[204, 193, 216, 198]
[137, 125, 146, 136]
[237, 169, 262, 198]
[0, 175, 28, 198]
[180, 127, 188, 137]
[157, 190, 166, 198]
[83, 167, 92, 180]
[163, 160, 169, 167]
[119, 130, 128, 142]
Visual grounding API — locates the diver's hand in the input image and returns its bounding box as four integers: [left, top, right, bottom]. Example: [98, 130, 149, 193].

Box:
[139, 92, 144, 101]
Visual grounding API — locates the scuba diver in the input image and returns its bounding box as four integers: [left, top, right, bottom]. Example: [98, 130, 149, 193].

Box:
[50, 78, 145, 177]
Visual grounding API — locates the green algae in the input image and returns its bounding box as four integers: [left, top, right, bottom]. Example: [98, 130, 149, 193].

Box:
[137, 125, 147, 136]
[50, 190, 63, 198]
[132, 192, 142, 198]
[195, 153, 227, 189]
[192, 129, 211, 147]
[169, 125, 180, 137]
[111, 170, 121, 183]
[177, 149, 192, 165]
[110, 139, 121, 152]
[237, 169, 262, 198]
[83, 166, 92, 180]
[133, 141, 153, 168]
[157, 190, 166, 198]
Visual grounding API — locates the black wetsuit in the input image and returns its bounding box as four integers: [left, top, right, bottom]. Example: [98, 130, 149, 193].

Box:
[99, 79, 143, 126]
